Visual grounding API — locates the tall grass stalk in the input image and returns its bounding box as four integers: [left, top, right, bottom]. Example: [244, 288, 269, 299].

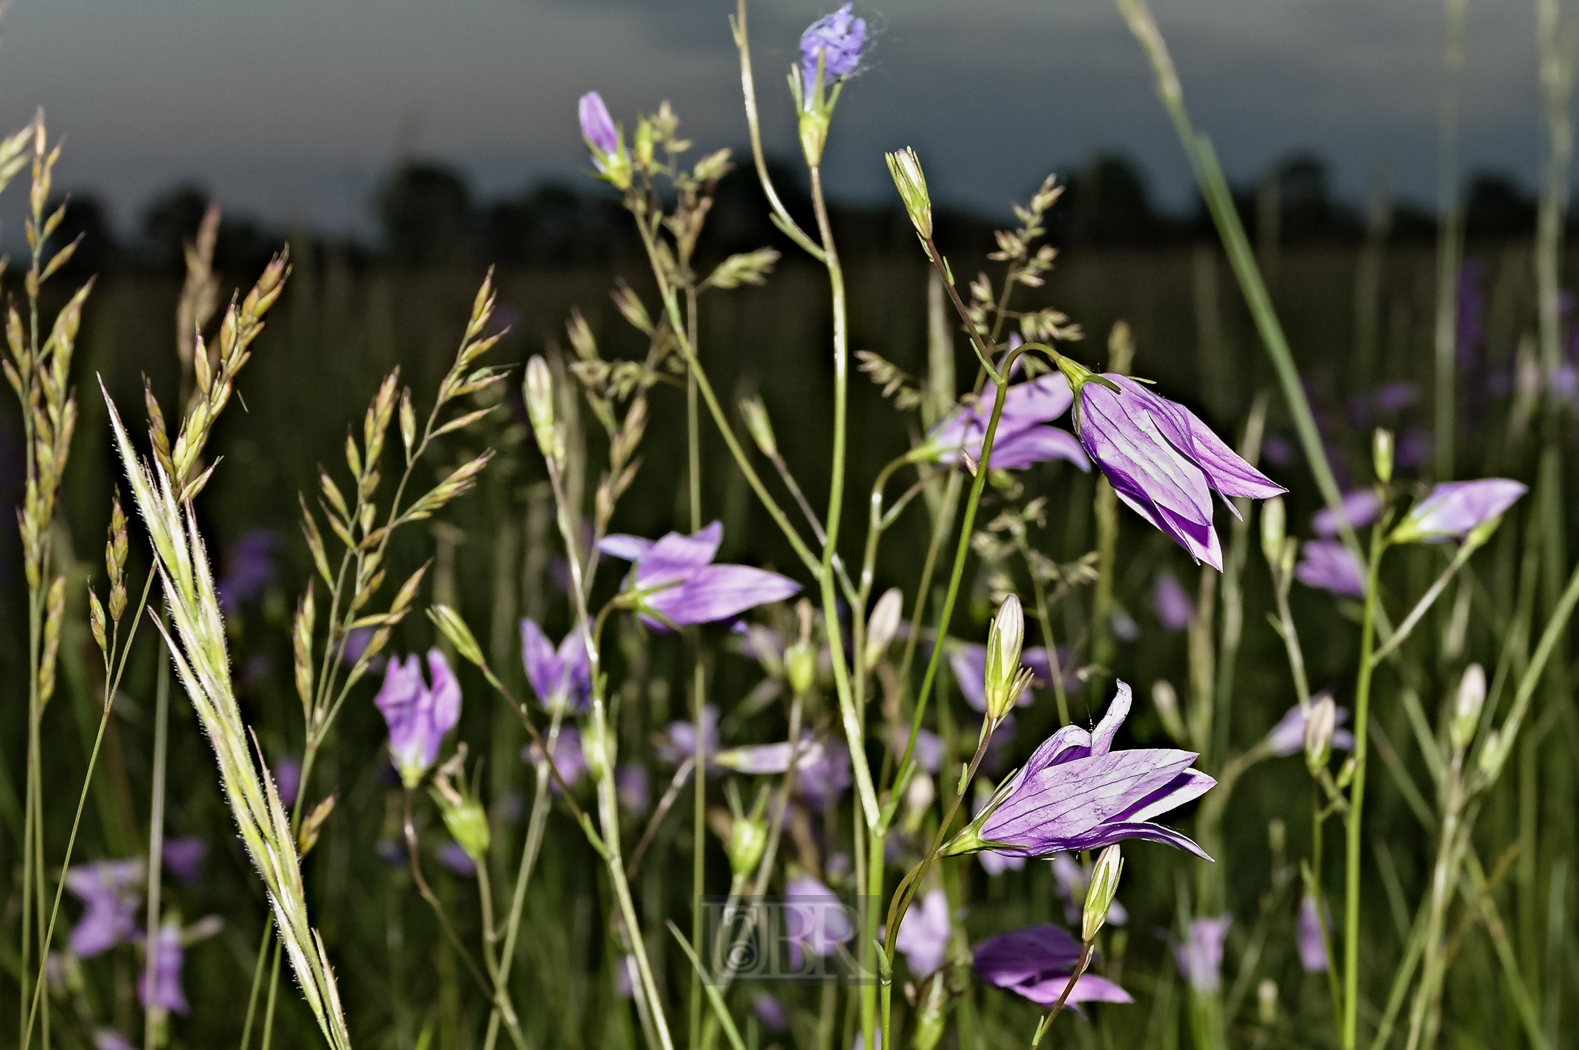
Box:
[1433, 0, 1468, 481]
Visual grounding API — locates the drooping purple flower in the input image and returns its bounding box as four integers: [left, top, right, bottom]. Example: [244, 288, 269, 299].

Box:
[1294, 540, 1366, 598]
[217, 528, 280, 613]
[1051, 854, 1127, 929]
[925, 370, 1089, 472]
[438, 841, 477, 877]
[895, 887, 952, 976]
[65, 860, 142, 957]
[617, 763, 650, 815]
[274, 755, 302, 806]
[1392, 479, 1527, 543]
[1071, 375, 1285, 570]
[1297, 894, 1330, 973]
[520, 618, 591, 712]
[1174, 915, 1232, 993]
[1312, 490, 1382, 538]
[974, 924, 1132, 1008]
[658, 705, 720, 764]
[523, 726, 586, 793]
[716, 735, 828, 776]
[579, 92, 618, 162]
[1152, 572, 1194, 632]
[375, 649, 462, 787]
[785, 875, 856, 962]
[753, 992, 791, 1032]
[139, 920, 189, 1015]
[599, 522, 801, 630]
[162, 837, 206, 885]
[800, 4, 867, 102]
[1263, 699, 1354, 757]
[796, 737, 852, 808]
[946, 682, 1214, 860]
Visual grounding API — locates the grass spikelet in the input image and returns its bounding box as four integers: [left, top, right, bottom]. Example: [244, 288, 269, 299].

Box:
[101, 381, 353, 1050]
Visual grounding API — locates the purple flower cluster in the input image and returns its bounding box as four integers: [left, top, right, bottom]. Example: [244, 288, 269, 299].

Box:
[1072, 375, 1285, 569]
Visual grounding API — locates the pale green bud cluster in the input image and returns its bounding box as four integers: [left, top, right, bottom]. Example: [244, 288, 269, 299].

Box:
[1304, 694, 1337, 773]
[885, 147, 933, 240]
[982, 594, 1032, 721]
[1082, 845, 1124, 942]
[1450, 664, 1485, 752]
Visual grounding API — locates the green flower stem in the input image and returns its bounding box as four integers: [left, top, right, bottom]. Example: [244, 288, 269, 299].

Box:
[142, 657, 171, 1050]
[1370, 540, 1479, 665]
[1342, 525, 1385, 1049]
[1031, 942, 1095, 1045]
[1020, 535, 1071, 726]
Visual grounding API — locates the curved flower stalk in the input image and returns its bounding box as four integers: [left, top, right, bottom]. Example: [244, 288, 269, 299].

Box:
[943, 682, 1214, 860]
[1057, 363, 1286, 570]
[104, 391, 352, 1050]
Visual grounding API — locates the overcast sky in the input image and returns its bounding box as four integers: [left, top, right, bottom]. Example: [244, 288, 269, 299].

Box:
[0, 0, 1549, 238]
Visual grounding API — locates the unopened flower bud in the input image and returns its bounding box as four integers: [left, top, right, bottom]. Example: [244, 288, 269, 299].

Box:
[581, 718, 615, 782]
[739, 396, 778, 458]
[1450, 664, 1485, 752]
[1082, 845, 1123, 943]
[912, 973, 947, 1050]
[88, 589, 107, 653]
[1373, 428, 1394, 485]
[1267, 818, 1286, 857]
[1335, 755, 1357, 789]
[863, 588, 903, 670]
[886, 148, 933, 240]
[1260, 496, 1286, 570]
[902, 770, 935, 835]
[982, 594, 1026, 720]
[634, 116, 655, 172]
[786, 642, 817, 696]
[1478, 728, 1508, 783]
[1304, 695, 1337, 772]
[1258, 978, 1279, 1026]
[727, 816, 768, 878]
[441, 796, 490, 862]
[1151, 679, 1189, 745]
[524, 356, 561, 467]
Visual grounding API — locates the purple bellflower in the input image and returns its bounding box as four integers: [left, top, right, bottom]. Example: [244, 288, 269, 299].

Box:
[438, 842, 477, 877]
[890, 726, 943, 774]
[753, 992, 791, 1032]
[657, 705, 720, 764]
[1175, 915, 1232, 993]
[974, 924, 1131, 1008]
[895, 887, 952, 976]
[1263, 698, 1354, 757]
[1295, 540, 1367, 598]
[944, 682, 1215, 860]
[275, 755, 302, 806]
[520, 618, 590, 712]
[617, 763, 650, 815]
[140, 920, 188, 1015]
[217, 528, 280, 613]
[65, 860, 142, 957]
[1052, 854, 1128, 928]
[716, 735, 828, 776]
[600, 522, 801, 630]
[578, 91, 627, 186]
[523, 726, 586, 793]
[1066, 371, 1285, 570]
[1152, 572, 1195, 632]
[162, 837, 206, 885]
[375, 649, 462, 787]
[785, 875, 856, 962]
[1312, 490, 1382, 537]
[924, 368, 1088, 473]
[1392, 479, 1527, 543]
[800, 4, 866, 102]
[1297, 894, 1330, 973]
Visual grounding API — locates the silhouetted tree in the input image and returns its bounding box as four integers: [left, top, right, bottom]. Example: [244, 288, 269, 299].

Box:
[380, 161, 473, 266]
[1465, 172, 1537, 239]
[142, 183, 212, 271]
[1064, 154, 1162, 245]
[44, 193, 118, 279]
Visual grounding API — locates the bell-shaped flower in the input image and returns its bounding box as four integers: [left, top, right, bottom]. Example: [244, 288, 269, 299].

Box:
[375, 649, 462, 787]
[1391, 479, 1527, 543]
[1067, 370, 1284, 570]
[944, 682, 1214, 860]
[973, 924, 1131, 1008]
[600, 522, 801, 630]
[1312, 490, 1382, 537]
[922, 367, 1088, 473]
[800, 4, 867, 100]
[657, 705, 720, 765]
[1152, 572, 1194, 632]
[523, 726, 586, 794]
[1262, 698, 1354, 757]
[520, 617, 590, 713]
[139, 920, 189, 1015]
[1295, 540, 1366, 598]
[578, 91, 629, 188]
[895, 887, 952, 976]
[716, 734, 828, 776]
[162, 837, 206, 886]
[65, 859, 143, 957]
[1174, 915, 1232, 993]
[1297, 894, 1330, 973]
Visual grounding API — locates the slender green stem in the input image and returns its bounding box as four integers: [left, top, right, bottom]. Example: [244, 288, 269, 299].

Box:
[1342, 526, 1385, 1049]
[143, 657, 171, 1049]
[1433, 0, 1467, 480]
[1021, 537, 1070, 726]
